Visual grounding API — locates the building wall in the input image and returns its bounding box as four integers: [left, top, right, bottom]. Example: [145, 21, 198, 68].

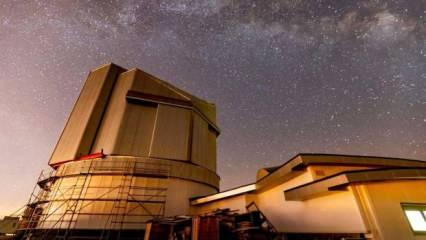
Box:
[0, 216, 19, 234]
[353, 180, 426, 240]
[38, 174, 167, 230]
[190, 194, 249, 215]
[166, 179, 216, 216]
[38, 178, 215, 230]
[191, 171, 367, 234]
[255, 172, 366, 233]
[37, 158, 217, 230]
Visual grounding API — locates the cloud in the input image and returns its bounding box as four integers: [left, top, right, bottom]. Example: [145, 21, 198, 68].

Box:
[362, 11, 417, 44]
[159, 0, 231, 17]
[203, 0, 424, 48]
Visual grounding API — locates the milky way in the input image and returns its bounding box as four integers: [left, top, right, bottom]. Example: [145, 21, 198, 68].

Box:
[0, 0, 425, 216]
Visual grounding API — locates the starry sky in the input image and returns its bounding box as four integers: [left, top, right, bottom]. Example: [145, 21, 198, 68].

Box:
[0, 0, 425, 217]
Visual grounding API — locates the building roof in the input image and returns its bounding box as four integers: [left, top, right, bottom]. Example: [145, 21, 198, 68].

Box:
[284, 167, 426, 200]
[49, 63, 220, 166]
[190, 184, 256, 205]
[191, 153, 426, 205]
[123, 67, 219, 132]
[258, 153, 426, 178]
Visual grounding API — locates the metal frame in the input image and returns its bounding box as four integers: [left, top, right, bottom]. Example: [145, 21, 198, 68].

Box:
[18, 159, 170, 240]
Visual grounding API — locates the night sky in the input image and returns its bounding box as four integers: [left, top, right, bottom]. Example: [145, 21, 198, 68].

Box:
[0, 0, 425, 217]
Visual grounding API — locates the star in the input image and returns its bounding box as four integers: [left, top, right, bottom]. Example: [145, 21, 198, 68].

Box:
[0, 0, 425, 217]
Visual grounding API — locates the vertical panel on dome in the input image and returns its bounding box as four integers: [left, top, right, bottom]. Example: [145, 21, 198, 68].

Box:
[91, 69, 136, 154]
[191, 113, 217, 171]
[114, 103, 158, 156]
[49, 64, 124, 166]
[206, 127, 217, 171]
[149, 104, 191, 161]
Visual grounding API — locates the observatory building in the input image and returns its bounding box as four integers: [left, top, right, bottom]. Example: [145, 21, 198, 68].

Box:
[21, 63, 220, 239]
[19, 63, 426, 240]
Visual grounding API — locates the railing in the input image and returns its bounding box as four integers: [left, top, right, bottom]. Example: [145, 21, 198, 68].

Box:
[55, 158, 171, 178]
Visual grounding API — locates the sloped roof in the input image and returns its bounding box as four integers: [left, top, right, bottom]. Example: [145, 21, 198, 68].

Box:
[256, 153, 426, 182]
[192, 154, 426, 205]
[125, 68, 219, 133]
[284, 167, 426, 200]
[256, 166, 280, 180]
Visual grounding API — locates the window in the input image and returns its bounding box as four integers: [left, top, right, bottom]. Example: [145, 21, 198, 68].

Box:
[402, 204, 426, 233]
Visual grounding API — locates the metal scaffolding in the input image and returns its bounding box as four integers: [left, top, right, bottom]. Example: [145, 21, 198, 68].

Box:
[18, 159, 170, 240]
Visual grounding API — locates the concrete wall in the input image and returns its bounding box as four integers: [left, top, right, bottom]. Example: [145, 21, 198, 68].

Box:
[354, 180, 426, 240]
[38, 174, 167, 229]
[38, 159, 217, 230]
[166, 179, 216, 216]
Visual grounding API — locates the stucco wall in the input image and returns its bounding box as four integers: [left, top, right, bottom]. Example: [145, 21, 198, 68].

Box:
[255, 172, 366, 233]
[191, 171, 367, 234]
[354, 180, 426, 240]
